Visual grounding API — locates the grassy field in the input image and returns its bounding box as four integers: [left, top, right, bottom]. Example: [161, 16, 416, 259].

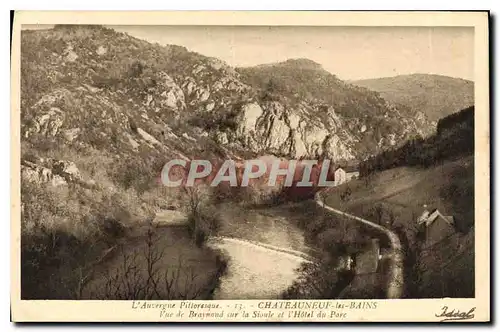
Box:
[324, 156, 474, 298]
[326, 156, 474, 232]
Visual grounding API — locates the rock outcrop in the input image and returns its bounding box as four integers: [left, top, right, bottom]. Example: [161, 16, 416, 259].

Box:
[24, 107, 65, 138]
[21, 161, 67, 187]
[21, 158, 93, 188]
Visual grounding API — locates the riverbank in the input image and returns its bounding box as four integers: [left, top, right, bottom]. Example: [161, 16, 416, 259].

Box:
[279, 200, 371, 299]
[212, 200, 364, 299]
[81, 197, 323, 301]
[207, 236, 308, 299]
[81, 222, 228, 300]
[206, 202, 316, 299]
[315, 191, 403, 299]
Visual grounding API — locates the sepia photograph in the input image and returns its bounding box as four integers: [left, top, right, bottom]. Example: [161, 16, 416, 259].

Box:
[10, 11, 490, 322]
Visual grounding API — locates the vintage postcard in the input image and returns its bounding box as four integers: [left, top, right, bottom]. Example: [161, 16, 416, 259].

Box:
[10, 11, 490, 322]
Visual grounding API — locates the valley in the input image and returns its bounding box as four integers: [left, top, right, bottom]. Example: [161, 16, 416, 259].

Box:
[19, 24, 475, 301]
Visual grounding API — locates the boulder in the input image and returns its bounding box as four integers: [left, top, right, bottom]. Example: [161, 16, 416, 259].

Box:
[51, 160, 82, 182]
[96, 45, 107, 56]
[25, 107, 65, 138]
[215, 132, 229, 145]
[157, 72, 186, 111]
[63, 128, 81, 142]
[205, 101, 215, 112]
[64, 44, 78, 62]
[137, 127, 162, 146]
[21, 161, 67, 187]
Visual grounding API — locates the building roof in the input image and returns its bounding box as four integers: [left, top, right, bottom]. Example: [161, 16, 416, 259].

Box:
[417, 209, 455, 227]
[335, 165, 359, 173]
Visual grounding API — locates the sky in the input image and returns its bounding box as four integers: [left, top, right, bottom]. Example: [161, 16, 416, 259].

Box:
[109, 25, 474, 81]
[24, 25, 474, 81]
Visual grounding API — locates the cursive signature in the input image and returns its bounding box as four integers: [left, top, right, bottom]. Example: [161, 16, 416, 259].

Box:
[435, 306, 476, 322]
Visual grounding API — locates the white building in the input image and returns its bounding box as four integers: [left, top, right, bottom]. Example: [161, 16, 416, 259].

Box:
[334, 165, 360, 186]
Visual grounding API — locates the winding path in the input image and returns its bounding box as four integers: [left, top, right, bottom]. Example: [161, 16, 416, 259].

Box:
[315, 191, 404, 299]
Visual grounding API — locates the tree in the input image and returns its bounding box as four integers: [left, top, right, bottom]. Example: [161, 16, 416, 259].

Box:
[182, 186, 221, 247]
[282, 260, 354, 299]
[369, 203, 384, 225]
[340, 186, 352, 202]
[85, 223, 216, 300]
[129, 61, 144, 78]
[261, 78, 281, 101]
[385, 209, 396, 228]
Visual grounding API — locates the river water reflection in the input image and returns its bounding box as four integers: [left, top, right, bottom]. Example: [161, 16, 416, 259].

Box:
[208, 203, 315, 299]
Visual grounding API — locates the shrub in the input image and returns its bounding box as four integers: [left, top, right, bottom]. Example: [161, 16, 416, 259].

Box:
[187, 206, 222, 247]
[19, 179, 139, 299]
[282, 260, 354, 299]
[85, 224, 226, 300]
[183, 187, 222, 247]
[108, 153, 164, 194]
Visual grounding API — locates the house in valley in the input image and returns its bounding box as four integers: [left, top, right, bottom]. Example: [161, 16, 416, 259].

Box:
[417, 206, 456, 248]
[334, 165, 360, 186]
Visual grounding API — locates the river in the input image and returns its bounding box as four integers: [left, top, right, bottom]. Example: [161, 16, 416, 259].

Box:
[82, 202, 316, 300]
[207, 202, 316, 299]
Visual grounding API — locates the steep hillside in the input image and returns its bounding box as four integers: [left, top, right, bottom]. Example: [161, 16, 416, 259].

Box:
[360, 106, 474, 175]
[236, 60, 434, 159]
[351, 74, 474, 122]
[21, 25, 254, 164]
[325, 107, 475, 298]
[20, 25, 239, 299]
[21, 25, 436, 184]
[325, 157, 474, 298]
